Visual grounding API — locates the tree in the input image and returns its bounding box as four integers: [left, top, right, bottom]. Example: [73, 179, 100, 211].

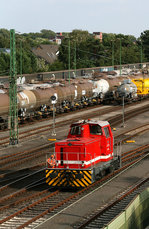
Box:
[58, 31, 141, 70]
[40, 29, 56, 39]
[0, 28, 146, 76]
[0, 29, 10, 47]
[70, 29, 90, 42]
[0, 53, 9, 75]
[49, 60, 64, 71]
[140, 30, 149, 61]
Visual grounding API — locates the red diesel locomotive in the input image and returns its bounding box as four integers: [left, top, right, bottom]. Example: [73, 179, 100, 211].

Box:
[46, 119, 120, 188]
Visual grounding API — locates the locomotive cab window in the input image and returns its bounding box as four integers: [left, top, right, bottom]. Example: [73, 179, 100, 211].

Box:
[104, 127, 110, 138]
[70, 126, 81, 135]
[89, 124, 102, 135]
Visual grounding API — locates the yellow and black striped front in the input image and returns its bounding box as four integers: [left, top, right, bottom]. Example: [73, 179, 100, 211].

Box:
[45, 169, 93, 188]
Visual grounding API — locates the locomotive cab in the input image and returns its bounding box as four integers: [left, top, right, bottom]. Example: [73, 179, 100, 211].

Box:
[67, 120, 113, 161]
[46, 120, 119, 188]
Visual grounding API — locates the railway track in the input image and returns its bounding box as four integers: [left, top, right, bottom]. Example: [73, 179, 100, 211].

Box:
[76, 176, 149, 229]
[0, 118, 148, 197]
[0, 97, 140, 134]
[108, 103, 149, 127]
[1, 100, 149, 146]
[0, 104, 110, 134]
[0, 105, 119, 146]
[0, 100, 149, 228]
[0, 146, 148, 229]
[0, 110, 149, 191]
[0, 121, 148, 191]
[114, 123, 149, 145]
[0, 163, 45, 187]
[1, 140, 148, 194]
[0, 116, 149, 176]
[0, 144, 49, 172]
[0, 168, 45, 196]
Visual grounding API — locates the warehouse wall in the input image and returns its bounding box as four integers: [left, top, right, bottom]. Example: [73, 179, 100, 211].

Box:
[104, 187, 149, 229]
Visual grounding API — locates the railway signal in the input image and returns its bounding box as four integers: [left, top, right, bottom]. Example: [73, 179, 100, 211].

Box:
[51, 95, 57, 136]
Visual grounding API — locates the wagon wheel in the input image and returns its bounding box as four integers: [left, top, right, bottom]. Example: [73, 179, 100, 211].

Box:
[0, 124, 5, 130]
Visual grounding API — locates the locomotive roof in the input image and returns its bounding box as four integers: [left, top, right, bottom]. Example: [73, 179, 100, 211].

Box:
[72, 119, 109, 127]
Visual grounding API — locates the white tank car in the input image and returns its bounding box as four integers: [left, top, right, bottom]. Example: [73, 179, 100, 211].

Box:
[92, 79, 110, 98]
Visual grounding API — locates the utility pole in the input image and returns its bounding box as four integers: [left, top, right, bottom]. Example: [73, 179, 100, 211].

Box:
[68, 39, 70, 84]
[120, 39, 122, 76]
[20, 40, 23, 79]
[140, 41, 143, 69]
[74, 41, 76, 76]
[112, 40, 114, 67]
[9, 29, 18, 145]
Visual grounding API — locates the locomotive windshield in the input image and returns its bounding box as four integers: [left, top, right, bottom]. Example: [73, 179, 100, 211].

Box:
[89, 124, 102, 135]
[104, 127, 110, 138]
[70, 125, 81, 135]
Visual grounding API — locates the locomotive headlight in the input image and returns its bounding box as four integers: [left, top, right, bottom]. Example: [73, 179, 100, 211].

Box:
[82, 161, 85, 167]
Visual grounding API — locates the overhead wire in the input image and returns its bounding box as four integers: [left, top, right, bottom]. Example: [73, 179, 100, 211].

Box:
[61, 43, 112, 61]
[61, 42, 139, 65]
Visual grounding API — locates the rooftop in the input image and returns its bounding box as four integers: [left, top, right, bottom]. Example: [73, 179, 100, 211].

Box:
[32, 44, 59, 64]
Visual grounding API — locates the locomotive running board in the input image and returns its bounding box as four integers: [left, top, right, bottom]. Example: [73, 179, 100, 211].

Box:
[45, 169, 93, 188]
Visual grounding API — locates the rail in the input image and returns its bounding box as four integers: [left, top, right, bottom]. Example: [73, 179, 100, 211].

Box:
[0, 147, 148, 229]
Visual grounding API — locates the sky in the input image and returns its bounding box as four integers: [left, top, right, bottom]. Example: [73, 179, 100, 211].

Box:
[1, 0, 149, 38]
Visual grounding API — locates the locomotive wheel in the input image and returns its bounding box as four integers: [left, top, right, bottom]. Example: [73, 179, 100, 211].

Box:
[108, 165, 114, 173]
[100, 170, 106, 178]
[115, 159, 120, 170]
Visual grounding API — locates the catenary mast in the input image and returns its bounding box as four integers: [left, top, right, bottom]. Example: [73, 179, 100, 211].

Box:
[9, 29, 18, 145]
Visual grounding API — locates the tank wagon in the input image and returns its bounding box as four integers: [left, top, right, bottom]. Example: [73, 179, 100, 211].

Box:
[0, 90, 9, 129]
[91, 75, 134, 104]
[132, 78, 149, 97]
[46, 119, 120, 188]
[0, 80, 99, 128]
[0, 75, 149, 129]
[4, 77, 132, 121]
[115, 79, 137, 102]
